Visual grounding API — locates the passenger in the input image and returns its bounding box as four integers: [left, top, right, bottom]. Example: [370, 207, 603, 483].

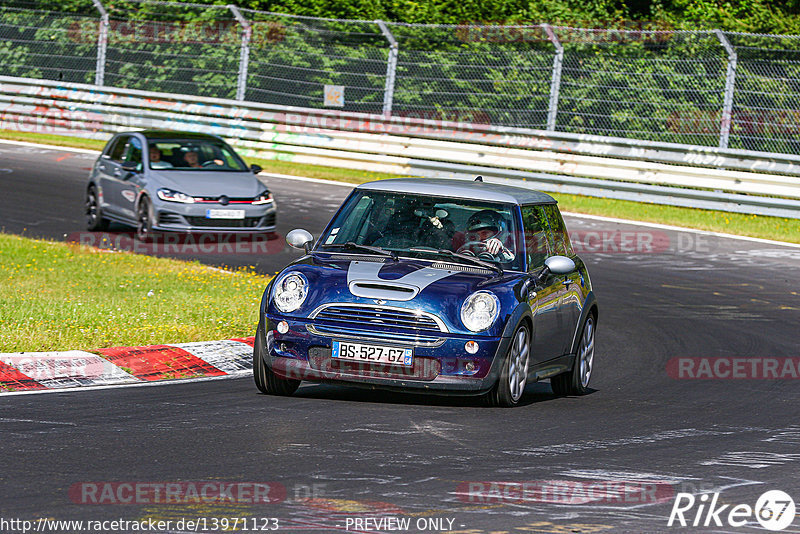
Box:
[149, 146, 173, 169]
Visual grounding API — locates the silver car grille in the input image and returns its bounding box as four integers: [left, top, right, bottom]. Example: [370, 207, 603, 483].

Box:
[309, 303, 448, 333]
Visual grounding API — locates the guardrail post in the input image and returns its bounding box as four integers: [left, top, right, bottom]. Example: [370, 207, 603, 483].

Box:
[715, 30, 737, 150]
[229, 5, 251, 101]
[376, 20, 398, 117]
[91, 0, 108, 87]
[542, 24, 564, 132]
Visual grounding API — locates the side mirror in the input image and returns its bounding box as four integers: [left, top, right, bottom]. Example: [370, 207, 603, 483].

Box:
[532, 255, 575, 286]
[545, 255, 575, 275]
[286, 229, 314, 252]
[251, 164, 263, 174]
[121, 161, 138, 172]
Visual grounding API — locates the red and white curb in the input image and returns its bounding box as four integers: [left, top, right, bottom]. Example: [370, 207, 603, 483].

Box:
[0, 337, 254, 394]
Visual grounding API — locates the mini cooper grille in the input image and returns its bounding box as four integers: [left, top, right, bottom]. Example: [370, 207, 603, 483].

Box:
[310, 304, 446, 333]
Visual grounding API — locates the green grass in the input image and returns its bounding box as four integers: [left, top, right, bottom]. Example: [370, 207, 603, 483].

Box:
[0, 129, 107, 151]
[3, 129, 799, 243]
[0, 233, 271, 352]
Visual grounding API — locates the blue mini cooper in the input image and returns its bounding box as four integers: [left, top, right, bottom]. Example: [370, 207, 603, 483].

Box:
[254, 178, 597, 406]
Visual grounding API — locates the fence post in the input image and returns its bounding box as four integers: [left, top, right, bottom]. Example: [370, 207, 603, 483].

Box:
[91, 0, 108, 87]
[228, 6, 251, 101]
[715, 30, 737, 149]
[376, 20, 398, 117]
[542, 24, 563, 132]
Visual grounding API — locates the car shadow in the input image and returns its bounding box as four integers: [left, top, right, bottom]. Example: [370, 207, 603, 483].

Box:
[290, 381, 598, 408]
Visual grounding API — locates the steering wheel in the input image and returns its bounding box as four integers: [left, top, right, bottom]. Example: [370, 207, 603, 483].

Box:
[457, 240, 488, 254]
[202, 159, 224, 167]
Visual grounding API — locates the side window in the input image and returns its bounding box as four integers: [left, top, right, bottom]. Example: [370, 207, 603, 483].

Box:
[542, 204, 574, 257]
[521, 205, 550, 271]
[108, 136, 128, 162]
[125, 137, 143, 171]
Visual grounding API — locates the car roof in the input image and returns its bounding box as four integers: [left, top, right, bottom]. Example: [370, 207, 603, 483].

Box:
[135, 130, 224, 141]
[357, 178, 556, 205]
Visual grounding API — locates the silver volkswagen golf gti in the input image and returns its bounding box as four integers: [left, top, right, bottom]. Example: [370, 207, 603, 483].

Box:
[85, 131, 276, 240]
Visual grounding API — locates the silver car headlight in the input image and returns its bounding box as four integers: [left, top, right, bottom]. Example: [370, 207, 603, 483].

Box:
[460, 290, 500, 332]
[273, 272, 309, 313]
[157, 188, 195, 203]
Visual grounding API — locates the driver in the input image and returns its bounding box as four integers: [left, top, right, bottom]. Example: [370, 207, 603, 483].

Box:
[183, 150, 203, 168]
[457, 210, 514, 262]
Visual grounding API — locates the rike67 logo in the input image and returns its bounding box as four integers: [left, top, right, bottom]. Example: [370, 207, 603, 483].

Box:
[668, 490, 796, 531]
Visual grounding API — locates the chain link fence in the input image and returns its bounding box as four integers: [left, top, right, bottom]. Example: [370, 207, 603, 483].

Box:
[2, 0, 799, 155]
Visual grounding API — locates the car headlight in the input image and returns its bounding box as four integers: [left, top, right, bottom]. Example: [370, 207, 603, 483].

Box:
[252, 191, 273, 205]
[460, 291, 500, 332]
[273, 272, 309, 313]
[157, 188, 195, 203]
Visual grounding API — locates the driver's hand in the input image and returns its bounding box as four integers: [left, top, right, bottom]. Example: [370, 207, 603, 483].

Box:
[485, 237, 504, 255]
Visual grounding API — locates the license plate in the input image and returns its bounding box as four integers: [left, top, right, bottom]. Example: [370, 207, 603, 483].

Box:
[332, 341, 413, 366]
[206, 209, 245, 219]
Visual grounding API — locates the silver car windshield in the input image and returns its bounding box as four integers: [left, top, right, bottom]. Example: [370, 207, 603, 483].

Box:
[148, 140, 248, 171]
[318, 190, 523, 270]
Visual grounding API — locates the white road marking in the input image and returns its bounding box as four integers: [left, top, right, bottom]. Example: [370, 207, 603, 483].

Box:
[0, 417, 77, 425]
[700, 451, 800, 469]
[0, 370, 250, 397]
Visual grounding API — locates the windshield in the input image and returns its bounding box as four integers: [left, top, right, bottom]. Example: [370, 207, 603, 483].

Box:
[148, 139, 248, 171]
[317, 190, 523, 271]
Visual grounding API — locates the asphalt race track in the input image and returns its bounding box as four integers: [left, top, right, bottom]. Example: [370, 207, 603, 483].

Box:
[1, 141, 800, 533]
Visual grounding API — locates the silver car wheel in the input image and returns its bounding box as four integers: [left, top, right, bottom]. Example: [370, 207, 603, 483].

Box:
[86, 189, 99, 226]
[137, 199, 151, 241]
[578, 316, 595, 388]
[508, 327, 530, 402]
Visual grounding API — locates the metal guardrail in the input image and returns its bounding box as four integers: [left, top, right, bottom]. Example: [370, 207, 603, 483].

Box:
[2, 75, 800, 218]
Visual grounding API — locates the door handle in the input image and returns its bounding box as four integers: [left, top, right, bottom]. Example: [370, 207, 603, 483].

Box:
[113, 169, 121, 177]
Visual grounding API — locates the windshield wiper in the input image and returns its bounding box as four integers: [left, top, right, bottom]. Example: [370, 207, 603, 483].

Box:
[408, 247, 502, 274]
[321, 242, 398, 260]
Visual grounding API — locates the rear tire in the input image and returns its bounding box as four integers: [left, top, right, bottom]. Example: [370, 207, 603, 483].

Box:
[486, 323, 530, 407]
[253, 322, 300, 396]
[85, 186, 108, 231]
[551, 313, 596, 396]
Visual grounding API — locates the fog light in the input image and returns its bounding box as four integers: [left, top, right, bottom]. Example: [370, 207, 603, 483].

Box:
[465, 361, 476, 372]
[465, 341, 479, 354]
[277, 321, 289, 334]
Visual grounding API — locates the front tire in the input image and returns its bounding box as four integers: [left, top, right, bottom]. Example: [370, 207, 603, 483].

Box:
[253, 322, 301, 396]
[136, 196, 153, 242]
[486, 323, 530, 407]
[551, 313, 596, 396]
[85, 186, 108, 231]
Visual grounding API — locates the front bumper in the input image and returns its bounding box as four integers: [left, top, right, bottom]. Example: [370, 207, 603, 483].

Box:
[152, 200, 276, 233]
[260, 315, 511, 394]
